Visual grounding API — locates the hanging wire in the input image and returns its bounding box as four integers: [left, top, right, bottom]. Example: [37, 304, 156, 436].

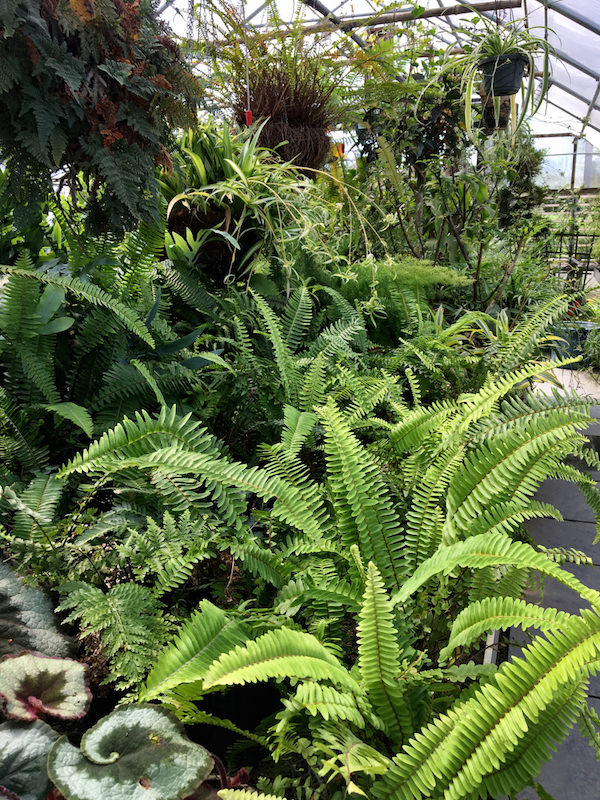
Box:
[239, 0, 253, 124]
[186, 0, 196, 62]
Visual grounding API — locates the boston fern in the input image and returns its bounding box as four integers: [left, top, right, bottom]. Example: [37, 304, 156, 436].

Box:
[49, 354, 600, 797]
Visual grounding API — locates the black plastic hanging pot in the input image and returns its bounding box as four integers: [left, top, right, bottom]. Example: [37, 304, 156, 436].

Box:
[478, 53, 528, 96]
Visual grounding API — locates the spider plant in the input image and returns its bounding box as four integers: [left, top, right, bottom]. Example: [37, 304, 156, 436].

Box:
[439, 13, 553, 139]
[159, 121, 324, 281]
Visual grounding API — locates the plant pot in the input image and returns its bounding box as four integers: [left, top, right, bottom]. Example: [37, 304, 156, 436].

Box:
[551, 321, 600, 368]
[479, 53, 528, 96]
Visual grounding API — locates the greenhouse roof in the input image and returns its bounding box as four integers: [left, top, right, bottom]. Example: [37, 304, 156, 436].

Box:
[164, 0, 600, 149]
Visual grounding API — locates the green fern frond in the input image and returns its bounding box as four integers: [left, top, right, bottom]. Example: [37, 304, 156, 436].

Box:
[299, 351, 328, 411]
[0, 266, 154, 346]
[446, 410, 589, 536]
[392, 532, 600, 611]
[230, 538, 292, 588]
[142, 600, 249, 701]
[461, 499, 563, 540]
[60, 406, 222, 477]
[202, 627, 358, 691]
[58, 581, 169, 690]
[251, 289, 299, 406]
[439, 596, 574, 663]
[10, 473, 63, 544]
[492, 296, 570, 375]
[405, 446, 463, 570]
[358, 562, 414, 744]
[280, 681, 381, 730]
[281, 287, 313, 353]
[219, 791, 284, 800]
[318, 399, 406, 591]
[374, 609, 600, 800]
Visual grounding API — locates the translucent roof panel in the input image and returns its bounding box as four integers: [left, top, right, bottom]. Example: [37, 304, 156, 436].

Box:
[163, 0, 600, 146]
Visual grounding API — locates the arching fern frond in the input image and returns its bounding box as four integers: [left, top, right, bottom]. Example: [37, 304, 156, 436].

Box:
[0, 266, 154, 346]
[391, 532, 600, 611]
[141, 600, 249, 701]
[202, 627, 358, 691]
[374, 609, 600, 800]
[439, 596, 575, 664]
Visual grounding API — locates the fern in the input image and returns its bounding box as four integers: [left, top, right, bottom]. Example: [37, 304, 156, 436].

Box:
[358, 562, 414, 744]
[281, 287, 313, 352]
[202, 627, 358, 691]
[392, 532, 600, 611]
[142, 600, 249, 701]
[373, 610, 600, 800]
[318, 399, 406, 591]
[439, 596, 575, 664]
[0, 266, 154, 346]
[57, 581, 170, 690]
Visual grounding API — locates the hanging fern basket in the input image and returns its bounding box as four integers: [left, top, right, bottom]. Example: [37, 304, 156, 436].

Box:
[479, 54, 528, 96]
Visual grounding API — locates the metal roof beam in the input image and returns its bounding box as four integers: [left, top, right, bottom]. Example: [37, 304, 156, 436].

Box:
[579, 80, 600, 140]
[543, 1, 600, 39]
[543, 98, 600, 139]
[549, 78, 600, 115]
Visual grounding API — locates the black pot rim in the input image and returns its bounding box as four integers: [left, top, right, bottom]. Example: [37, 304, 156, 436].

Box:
[478, 53, 529, 69]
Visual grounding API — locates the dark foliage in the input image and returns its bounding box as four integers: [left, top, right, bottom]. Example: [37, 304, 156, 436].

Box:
[0, 0, 200, 231]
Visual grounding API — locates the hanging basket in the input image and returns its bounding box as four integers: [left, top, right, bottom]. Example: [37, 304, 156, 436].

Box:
[478, 53, 528, 96]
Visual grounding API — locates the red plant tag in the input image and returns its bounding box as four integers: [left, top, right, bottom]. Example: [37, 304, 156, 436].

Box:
[245, 109, 253, 126]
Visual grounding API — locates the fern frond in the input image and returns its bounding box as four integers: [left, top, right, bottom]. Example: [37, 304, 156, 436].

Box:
[358, 562, 414, 744]
[281, 681, 380, 730]
[0, 266, 154, 346]
[11, 473, 63, 543]
[281, 287, 313, 353]
[219, 791, 284, 800]
[251, 289, 299, 406]
[391, 532, 600, 611]
[58, 581, 169, 690]
[318, 399, 406, 591]
[439, 596, 574, 663]
[405, 446, 463, 570]
[374, 609, 600, 800]
[141, 600, 249, 700]
[299, 351, 328, 411]
[202, 627, 358, 691]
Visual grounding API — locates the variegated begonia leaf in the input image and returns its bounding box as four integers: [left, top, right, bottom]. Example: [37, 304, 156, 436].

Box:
[0, 720, 58, 800]
[0, 653, 90, 722]
[47, 704, 213, 800]
[0, 562, 69, 658]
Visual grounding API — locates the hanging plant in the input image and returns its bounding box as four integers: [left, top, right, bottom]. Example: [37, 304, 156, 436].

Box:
[0, 0, 201, 231]
[212, 5, 339, 174]
[426, 13, 552, 139]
